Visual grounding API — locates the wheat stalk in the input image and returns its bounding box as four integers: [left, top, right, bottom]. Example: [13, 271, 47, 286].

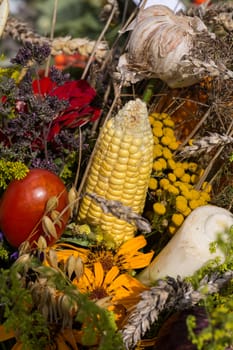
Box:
[121, 271, 233, 349]
[3, 17, 108, 62]
[178, 132, 233, 157]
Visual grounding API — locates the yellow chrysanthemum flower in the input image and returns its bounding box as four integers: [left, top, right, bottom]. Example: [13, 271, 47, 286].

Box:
[149, 177, 158, 190]
[202, 182, 212, 193]
[168, 225, 176, 235]
[172, 213, 184, 226]
[168, 141, 179, 151]
[163, 127, 174, 137]
[153, 202, 166, 215]
[163, 118, 174, 127]
[153, 127, 163, 138]
[173, 167, 185, 178]
[189, 199, 201, 210]
[163, 147, 173, 160]
[167, 184, 179, 196]
[159, 178, 170, 190]
[188, 162, 198, 173]
[153, 144, 163, 158]
[181, 173, 191, 183]
[175, 196, 188, 213]
[153, 160, 163, 172]
[168, 173, 176, 182]
[167, 159, 177, 169]
[161, 135, 171, 146]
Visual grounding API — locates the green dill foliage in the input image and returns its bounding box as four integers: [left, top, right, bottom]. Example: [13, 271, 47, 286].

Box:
[186, 225, 233, 349]
[0, 267, 49, 350]
[0, 160, 29, 190]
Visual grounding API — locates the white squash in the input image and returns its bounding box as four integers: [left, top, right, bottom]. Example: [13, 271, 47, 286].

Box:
[138, 205, 233, 286]
[0, 0, 9, 38]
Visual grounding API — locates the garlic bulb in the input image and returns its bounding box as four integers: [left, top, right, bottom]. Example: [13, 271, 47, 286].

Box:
[117, 5, 233, 88]
[0, 0, 9, 38]
[137, 205, 233, 286]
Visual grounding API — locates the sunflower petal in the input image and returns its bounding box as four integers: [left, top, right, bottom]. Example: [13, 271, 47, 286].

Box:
[94, 262, 104, 287]
[0, 325, 15, 342]
[117, 235, 147, 256]
[103, 266, 119, 288]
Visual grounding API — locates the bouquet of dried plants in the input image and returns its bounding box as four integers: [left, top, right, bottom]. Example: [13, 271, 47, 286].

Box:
[1, 1, 233, 350]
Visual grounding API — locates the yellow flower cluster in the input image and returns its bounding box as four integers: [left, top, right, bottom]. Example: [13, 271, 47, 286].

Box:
[148, 112, 211, 235]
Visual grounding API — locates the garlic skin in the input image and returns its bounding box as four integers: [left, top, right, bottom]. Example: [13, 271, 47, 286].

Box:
[137, 205, 233, 286]
[0, 0, 9, 38]
[117, 5, 233, 88]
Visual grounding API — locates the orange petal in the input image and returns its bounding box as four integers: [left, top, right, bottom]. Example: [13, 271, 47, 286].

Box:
[0, 325, 15, 342]
[117, 235, 147, 256]
[103, 266, 119, 289]
[94, 262, 104, 287]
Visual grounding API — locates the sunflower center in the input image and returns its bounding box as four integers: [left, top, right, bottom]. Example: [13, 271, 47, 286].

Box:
[87, 249, 115, 272]
[90, 287, 108, 300]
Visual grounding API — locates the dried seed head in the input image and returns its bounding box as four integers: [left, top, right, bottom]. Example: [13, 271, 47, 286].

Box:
[18, 240, 31, 255]
[42, 215, 58, 239]
[74, 256, 84, 279]
[37, 235, 48, 250]
[68, 186, 78, 213]
[47, 249, 58, 269]
[45, 196, 59, 213]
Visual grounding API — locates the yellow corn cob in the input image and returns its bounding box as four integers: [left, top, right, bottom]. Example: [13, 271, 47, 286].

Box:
[78, 99, 154, 247]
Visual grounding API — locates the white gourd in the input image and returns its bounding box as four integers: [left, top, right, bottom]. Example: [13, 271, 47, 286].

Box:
[138, 205, 233, 286]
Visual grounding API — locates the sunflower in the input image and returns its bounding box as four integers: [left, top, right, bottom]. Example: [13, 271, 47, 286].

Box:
[73, 261, 148, 322]
[47, 235, 154, 274]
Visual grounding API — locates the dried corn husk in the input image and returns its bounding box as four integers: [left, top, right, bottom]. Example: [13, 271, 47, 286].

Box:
[117, 5, 233, 88]
[0, 0, 9, 38]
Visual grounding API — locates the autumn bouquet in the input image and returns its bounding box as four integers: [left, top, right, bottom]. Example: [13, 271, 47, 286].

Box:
[1, 1, 233, 350]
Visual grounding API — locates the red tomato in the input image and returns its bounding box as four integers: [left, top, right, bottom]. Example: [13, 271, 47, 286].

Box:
[0, 168, 70, 248]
